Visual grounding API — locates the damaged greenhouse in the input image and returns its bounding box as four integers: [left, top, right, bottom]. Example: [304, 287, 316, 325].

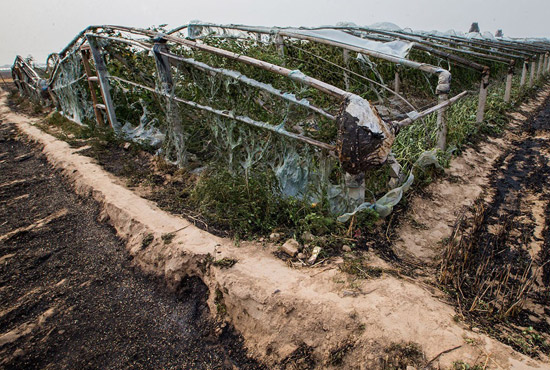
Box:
[11, 21, 550, 221]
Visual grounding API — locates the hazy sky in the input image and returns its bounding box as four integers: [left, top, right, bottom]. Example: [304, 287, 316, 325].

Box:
[2, 0, 549, 66]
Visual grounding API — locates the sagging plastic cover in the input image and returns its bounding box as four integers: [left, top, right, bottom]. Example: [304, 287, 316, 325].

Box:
[288, 28, 413, 59]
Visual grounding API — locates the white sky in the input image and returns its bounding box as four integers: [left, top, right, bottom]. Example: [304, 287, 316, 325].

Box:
[1, 0, 549, 66]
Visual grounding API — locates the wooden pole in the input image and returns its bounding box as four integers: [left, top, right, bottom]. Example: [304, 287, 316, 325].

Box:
[152, 37, 186, 164]
[476, 68, 490, 123]
[504, 62, 514, 103]
[274, 32, 285, 64]
[537, 54, 544, 78]
[520, 60, 528, 87]
[436, 93, 449, 149]
[86, 35, 118, 130]
[80, 47, 105, 127]
[436, 70, 451, 150]
[394, 67, 401, 95]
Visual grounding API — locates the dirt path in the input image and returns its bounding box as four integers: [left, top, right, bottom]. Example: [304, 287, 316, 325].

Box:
[0, 123, 264, 369]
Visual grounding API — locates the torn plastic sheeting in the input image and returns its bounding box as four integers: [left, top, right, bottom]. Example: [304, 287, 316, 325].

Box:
[118, 99, 165, 148]
[287, 29, 413, 59]
[337, 150, 441, 222]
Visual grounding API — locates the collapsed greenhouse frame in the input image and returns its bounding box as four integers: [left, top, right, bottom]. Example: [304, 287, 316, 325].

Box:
[10, 23, 550, 218]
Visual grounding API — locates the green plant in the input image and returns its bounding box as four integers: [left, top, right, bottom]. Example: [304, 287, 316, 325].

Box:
[212, 258, 238, 268]
[161, 232, 175, 244]
[141, 233, 154, 248]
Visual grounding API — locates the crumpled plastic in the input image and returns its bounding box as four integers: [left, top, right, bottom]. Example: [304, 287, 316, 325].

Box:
[337, 149, 441, 222]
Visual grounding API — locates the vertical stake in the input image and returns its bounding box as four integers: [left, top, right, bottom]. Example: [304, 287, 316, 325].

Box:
[537, 54, 544, 78]
[394, 67, 401, 95]
[520, 60, 527, 87]
[152, 36, 185, 165]
[436, 92, 449, 149]
[86, 35, 118, 130]
[504, 62, 514, 103]
[275, 32, 285, 65]
[343, 49, 350, 91]
[529, 59, 536, 87]
[476, 67, 490, 123]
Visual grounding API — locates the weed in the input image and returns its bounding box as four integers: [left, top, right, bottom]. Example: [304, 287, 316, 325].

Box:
[338, 256, 383, 279]
[327, 340, 355, 366]
[380, 342, 426, 370]
[452, 361, 484, 370]
[212, 258, 238, 268]
[141, 233, 154, 248]
[214, 288, 227, 317]
[161, 232, 175, 244]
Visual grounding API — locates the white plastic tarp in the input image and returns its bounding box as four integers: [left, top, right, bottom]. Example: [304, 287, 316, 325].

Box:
[287, 28, 413, 59]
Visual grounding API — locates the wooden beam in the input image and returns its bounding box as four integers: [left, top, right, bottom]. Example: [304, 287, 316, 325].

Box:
[80, 48, 105, 126]
[86, 35, 118, 130]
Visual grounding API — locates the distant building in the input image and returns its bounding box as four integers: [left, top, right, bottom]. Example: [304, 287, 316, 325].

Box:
[469, 22, 480, 33]
[495, 29, 504, 37]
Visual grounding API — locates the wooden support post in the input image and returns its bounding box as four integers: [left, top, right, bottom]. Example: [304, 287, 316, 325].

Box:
[504, 63, 514, 103]
[394, 67, 401, 95]
[545, 53, 550, 74]
[537, 54, 544, 78]
[436, 92, 449, 149]
[86, 36, 118, 130]
[152, 37, 185, 165]
[80, 47, 105, 127]
[529, 59, 536, 87]
[520, 60, 528, 87]
[342, 49, 350, 91]
[476, 68, 490, 123]
[345, 173, 365, 207]
[274, 32, 285, 64]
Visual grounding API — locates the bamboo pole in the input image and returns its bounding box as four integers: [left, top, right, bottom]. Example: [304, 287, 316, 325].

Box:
[394, 90, 469, 128]
[96, 25, 350, 99]
[89, 33, 336, 120]
[476, 68, 490, 123]
[107, 75, 337, 151]
[276, 29, 444, 75]
[85, 35, 118, 130]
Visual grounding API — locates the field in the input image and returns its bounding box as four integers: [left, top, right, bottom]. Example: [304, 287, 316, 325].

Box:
[3, 23, 550, 369]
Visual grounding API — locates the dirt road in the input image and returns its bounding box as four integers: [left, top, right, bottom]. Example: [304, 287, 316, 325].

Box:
[0, 122, 264, 369]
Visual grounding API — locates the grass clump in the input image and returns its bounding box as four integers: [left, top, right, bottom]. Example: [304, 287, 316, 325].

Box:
[161, 232, 175, 244]
[141, 233, 154, 248]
